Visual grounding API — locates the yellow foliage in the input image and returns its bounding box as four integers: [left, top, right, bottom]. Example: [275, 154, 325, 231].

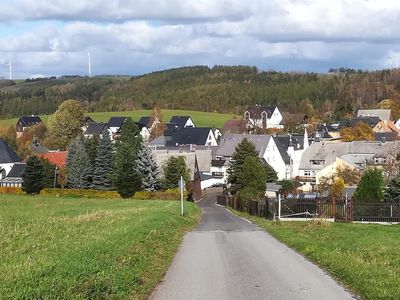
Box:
[340, 122, 374, 142]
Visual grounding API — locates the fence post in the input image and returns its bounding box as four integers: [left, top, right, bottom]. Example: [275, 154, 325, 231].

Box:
[278, 194, 281, 220]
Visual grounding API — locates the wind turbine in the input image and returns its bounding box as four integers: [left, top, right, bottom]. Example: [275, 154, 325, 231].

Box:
[88, 52, 91, 77]
[6, 59, 12, 80]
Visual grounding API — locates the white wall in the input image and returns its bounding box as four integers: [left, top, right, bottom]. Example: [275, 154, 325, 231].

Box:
[201, 177, 225, 189]
[0, 163, 15, 179]
[140, 127, 150, 141]
[185, 118, 196, 128]
[205, 130, 218, 146]
[262, 138, 287, 180]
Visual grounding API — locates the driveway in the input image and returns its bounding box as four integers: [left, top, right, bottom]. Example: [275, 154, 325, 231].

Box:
[150, 190, 355, 300]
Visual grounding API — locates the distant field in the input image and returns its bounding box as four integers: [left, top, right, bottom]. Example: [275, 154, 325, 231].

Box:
[236, 213, 400, 300]
[0, 195, 200, 299]
[0, 109, 236, 128]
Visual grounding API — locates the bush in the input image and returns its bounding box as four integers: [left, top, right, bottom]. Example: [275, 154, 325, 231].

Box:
[40, 188, 120, 199]
[237, 187, 261, 211]
[133, 188, 187, 201]
[0, 186, 25, 195]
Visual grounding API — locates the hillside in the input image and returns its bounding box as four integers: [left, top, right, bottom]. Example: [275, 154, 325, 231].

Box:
[0, 110, 236, 129]
[1, 66, 400, 121]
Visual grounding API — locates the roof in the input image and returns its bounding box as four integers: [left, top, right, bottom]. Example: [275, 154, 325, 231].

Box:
[7, 163, 26, 178]
[0, 138, 20, 163]
[30, 141, 49, 154]
[169, 116, 194, 129]
[107, 117, 127, 128]
[375, 132, 397, 142]
[216, 134, 271, 158]
[245, 106, 277, 119]
[357, 109, 391, 121]
[84, 122, 108, 135]
[17, 116, 42, 127]
[266, 183, 282, 192]
[166, 127, 212, 146]
[37, 151, 68, 168]
[222, 119, 246, 134]
[339, 116, 381, 129]
[282, 113, 308, 125]
[273, 135, 304, 164]
[138, 117, 155, 128]
[164, 123, 179, 136]
[299, 141, 400, 171]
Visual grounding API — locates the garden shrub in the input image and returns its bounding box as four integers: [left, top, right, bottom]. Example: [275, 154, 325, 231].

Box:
[0, 186, 25, 195]
[40, 188, 120, 199]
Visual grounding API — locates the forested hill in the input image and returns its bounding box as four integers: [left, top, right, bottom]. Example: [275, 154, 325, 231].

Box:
[1, 66, 400, 121]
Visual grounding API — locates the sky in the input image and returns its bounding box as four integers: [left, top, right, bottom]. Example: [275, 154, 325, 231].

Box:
[1, 0, 400, 78]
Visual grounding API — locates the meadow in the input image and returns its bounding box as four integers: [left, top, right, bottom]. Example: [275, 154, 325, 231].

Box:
[237, 213, 400, 300]
[0, 195, 200, 299]
[0, 109, 237, 129]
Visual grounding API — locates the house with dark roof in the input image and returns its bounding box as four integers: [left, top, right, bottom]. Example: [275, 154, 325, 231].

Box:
[0, 163, 26, 187]
[244, 105, 283, 130]
[169, 116, 195, 129]
[166, 127, 217, 147]
[134, 122, 151, 141]
[16, 115, 42, 137]
[107, 117, 127, 134]
[83, 122, 110, 139]
[339, 116, 400, 140]
[138, 116, 159, 131]
[0, 138, 21, 179]
[81, 116, 95, 132]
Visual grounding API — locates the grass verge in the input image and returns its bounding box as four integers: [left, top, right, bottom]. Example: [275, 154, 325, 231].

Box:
[232, 211, 400, 300]
[0, 194, 200, 299]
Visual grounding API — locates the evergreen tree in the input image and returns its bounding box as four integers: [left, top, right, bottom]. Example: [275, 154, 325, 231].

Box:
[137, 146, 161, 191]
[93, 129, 114, 190]
[22, 156, 44, 195]
[66, 137, 91, 189]
[354, 168, 384, 202]
[264, 162, 278, 183]
[237, 156, 267, 192]
[385, 177, 400, 203]
[40, 158, 57, 188]
[227, 138, 259, 192]
[83, 135, 99, 186]
[162, 156, 190, 189]
[113, 118, 142, 197]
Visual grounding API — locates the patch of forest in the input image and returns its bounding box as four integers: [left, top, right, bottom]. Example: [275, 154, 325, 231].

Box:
[1, 65, 400, 121]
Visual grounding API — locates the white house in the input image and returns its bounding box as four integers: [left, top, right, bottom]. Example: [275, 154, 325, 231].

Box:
[170, 116, 196, 129]
[244, 106, 283, 130]
[298, 140, 400, 192]
[107, 117, 127, 134]
[0, 138, 21, 179]
[166, 127, 218, 147]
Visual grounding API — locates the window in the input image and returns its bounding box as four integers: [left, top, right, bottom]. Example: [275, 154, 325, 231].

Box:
[310, 160, 325, 165]
[304, 170, 311, 176]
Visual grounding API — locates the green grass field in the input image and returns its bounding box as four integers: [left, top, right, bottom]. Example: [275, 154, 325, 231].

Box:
[0, 195, 200, 299]
[237, 214, 400, 300]
[0, 109, 236, 129]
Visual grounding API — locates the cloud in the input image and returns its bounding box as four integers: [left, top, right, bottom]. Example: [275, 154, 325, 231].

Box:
[1, 0, 400, 77]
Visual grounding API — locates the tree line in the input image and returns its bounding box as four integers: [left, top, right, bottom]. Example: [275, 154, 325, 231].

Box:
[2, 66, 400, 121]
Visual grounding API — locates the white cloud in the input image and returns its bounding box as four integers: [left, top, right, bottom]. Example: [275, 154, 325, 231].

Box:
[1, 0, 400, 77]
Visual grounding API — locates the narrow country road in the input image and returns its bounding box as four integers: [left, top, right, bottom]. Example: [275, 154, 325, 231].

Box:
[150, 190, 355, 300]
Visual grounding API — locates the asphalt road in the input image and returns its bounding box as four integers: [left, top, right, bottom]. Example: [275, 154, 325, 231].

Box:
[150, 190, 355, 300]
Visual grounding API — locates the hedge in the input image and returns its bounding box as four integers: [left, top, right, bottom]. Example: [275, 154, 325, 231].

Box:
[0, 186, 25, 195]
[133, 188, 187, 201]
[40, 188, 120, 199]
[0, 186, 186, 200]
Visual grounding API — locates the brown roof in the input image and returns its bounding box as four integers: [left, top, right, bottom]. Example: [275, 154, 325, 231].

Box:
[37, 151, 68, 168]
[245, 106, 276, 119]
[282, 112, 308, 124]
[222, 119, 246, 134]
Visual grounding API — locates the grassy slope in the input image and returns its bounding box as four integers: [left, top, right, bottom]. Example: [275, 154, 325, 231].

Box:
[0, 195, 200, 299]
[236, 214, 400, 300]
[0, 109, 236, 129]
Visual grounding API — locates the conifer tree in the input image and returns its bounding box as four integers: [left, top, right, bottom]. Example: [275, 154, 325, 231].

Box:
[354, 168, 384, 202]
[162, 156, 190, 189]
[385, 177, 400, 203]
[93, 129, 114, 190]
[137, 146, 161, 191]
[22, 156, 44, 195]
[113, 118, 142, 197]
[66, 137, 91, 189]
[227, 138, 259, 192]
